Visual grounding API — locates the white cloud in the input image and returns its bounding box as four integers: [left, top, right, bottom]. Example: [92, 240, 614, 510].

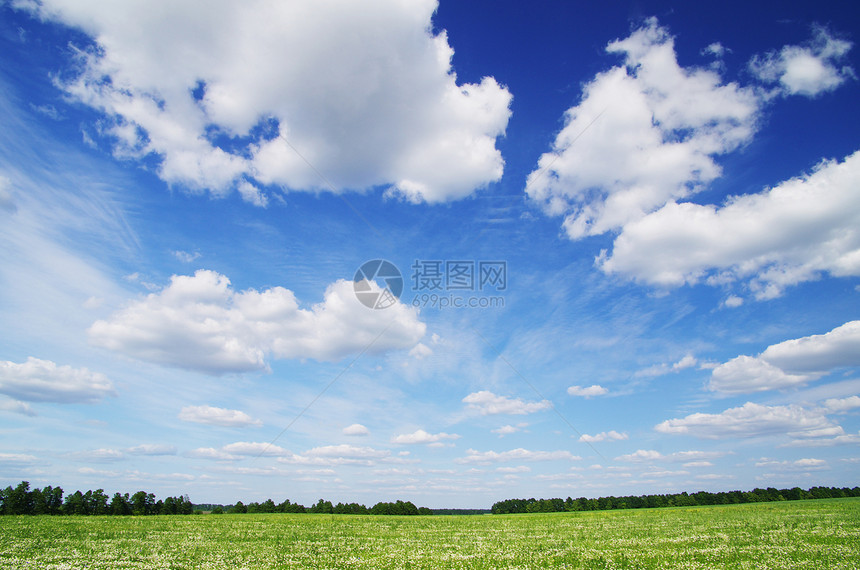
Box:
[567, 384, 608, 397]
[172, 250, 200, 263]
[237, 180, 268, 208]
[709, 321, 860, 393]
[491, 423, 528, 437]
[750, 27, 854, 97]
[0, 453, 39, 465]
[0, 357, 116, 404]
[759, 320, 860, 373]
[496, 465, 531, 473]
[17, 0, 511, 203]
[615, 449, 663, 462]
[304, 444, 390, 460]
[125, 444, 178, 456]
[187, 447, 237, 461]
[0, 398, 36, 416]
[89, 270, 426, 374]
[342, 423, 370, 436]
[655, 402, 838, 439]
[178, 405, 262, 427]
[616, 449, 728, 462]
[526, 18, 757, 240]
[462, 391, 551, 415]
[783, 432, 860, 447]
[709, 355, 820, 394]
[642, 469, 689, 478]
[823, 396, 860, 414]
[702, 42, 728, 58]
[673, 355, 698, 371]
[636, 355, 698, 378]
[391, 429, 461, 445]
[68, 448, 124, 462]
[456, 448, 581, 464]
[599, 150, 860, 298]
[755, 458, 829, 471]
[408, 343, 433, 360]
[222, 441, 290, 457]
[189, 441, 289, 460]
[579, 430, 628, 443]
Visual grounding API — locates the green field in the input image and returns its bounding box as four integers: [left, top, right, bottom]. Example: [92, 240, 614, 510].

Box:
[1, 498, 859, 569]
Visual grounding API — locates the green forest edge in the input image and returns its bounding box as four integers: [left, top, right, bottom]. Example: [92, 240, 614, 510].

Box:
[1, 480, 858, 516]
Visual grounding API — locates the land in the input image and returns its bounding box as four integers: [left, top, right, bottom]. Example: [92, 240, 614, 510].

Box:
[1, 498, 858, 568]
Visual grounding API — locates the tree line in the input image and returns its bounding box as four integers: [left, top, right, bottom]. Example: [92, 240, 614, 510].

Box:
[0, 481, 434, 516]
[211, 498, 432, 516]
[491, 485, 860, 514]
[0, 481, 192, 516]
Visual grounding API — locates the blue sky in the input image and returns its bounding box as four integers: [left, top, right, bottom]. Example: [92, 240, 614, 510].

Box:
[1, 0, 859, 508]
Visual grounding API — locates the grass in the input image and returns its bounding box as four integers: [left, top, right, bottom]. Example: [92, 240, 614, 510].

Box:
[1, 498, 858, 568]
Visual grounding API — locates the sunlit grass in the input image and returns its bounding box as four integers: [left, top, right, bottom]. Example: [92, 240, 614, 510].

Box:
[1, 498, 858, 568]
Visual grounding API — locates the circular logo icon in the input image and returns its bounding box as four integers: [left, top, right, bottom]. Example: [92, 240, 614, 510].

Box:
[353, 259, 403, 309]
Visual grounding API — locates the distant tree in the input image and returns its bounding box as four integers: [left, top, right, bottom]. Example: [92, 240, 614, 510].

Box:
[110, 493, 131, 516]
[131, 491, 155, 516]
[63, 491, 87, 515]
[309, 499, 334, 514]
[211, 506, 223, 515]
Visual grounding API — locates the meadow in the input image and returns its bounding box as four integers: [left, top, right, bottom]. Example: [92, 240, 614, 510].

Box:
[1, 498, 858, 569]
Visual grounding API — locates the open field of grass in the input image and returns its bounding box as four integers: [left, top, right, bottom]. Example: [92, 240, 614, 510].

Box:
[1, 498, 858, 569]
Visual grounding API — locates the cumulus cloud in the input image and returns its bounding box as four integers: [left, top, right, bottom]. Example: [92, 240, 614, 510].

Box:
[391, 429, 460, 444]
[708, 321, 860, 393]
[16, 0, 511, 203]
[750, 26, 854, 97]
[456, 448, 581, 464]
[526, 18, 758, 240]
[567, 384, 608, 397]
[178, 404, 262, 427]
[579, 430, 628, 443]
[709, 356, 820, 394]
[462, 391, 551, 415]
[655, 402, 838, 439]
[759, 321, 860, 373]
[823, 396, 860, 414]
[342, 423, 370, 436]
[89, 270, 426, 374]
[599, 150, 860, 298]
[0, 357, 115, 404]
